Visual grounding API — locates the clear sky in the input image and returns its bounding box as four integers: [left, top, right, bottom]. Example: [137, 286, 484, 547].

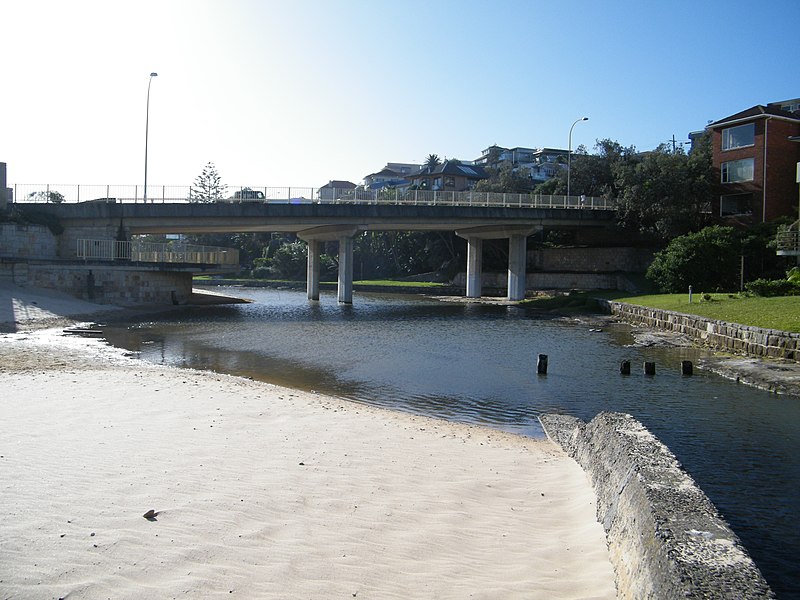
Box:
[2, 0, 797, 189]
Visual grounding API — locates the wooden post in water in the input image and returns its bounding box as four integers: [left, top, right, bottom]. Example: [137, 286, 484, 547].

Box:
[681, 360, 693, 376]
[643, 361, 656, 376]
[537, 354, 548, 375]
[620, 360, 631, 375]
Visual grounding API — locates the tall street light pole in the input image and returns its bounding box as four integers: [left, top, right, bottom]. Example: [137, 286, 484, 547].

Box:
[567, 116, 588, 200]
[143, 72, 158, 203]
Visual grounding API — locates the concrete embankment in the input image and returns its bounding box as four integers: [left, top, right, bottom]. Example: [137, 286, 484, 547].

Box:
[598, 299, 800, 362]
[539, 412, 775, 600]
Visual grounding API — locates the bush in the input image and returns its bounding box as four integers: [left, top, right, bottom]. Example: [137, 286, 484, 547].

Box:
[646, 225, 739, 293]
[269, 241, 308, 280]
[251, 266, 272, 279]
[745, 278, 800, 297]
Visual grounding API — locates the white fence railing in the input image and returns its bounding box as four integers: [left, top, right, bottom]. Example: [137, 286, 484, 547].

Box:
[77, 239, 239, 265]
[776, 221, 800, 254]
[10, 184, 615, 210]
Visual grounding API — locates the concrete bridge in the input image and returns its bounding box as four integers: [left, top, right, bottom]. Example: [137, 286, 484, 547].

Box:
[18, 191, 617, 303]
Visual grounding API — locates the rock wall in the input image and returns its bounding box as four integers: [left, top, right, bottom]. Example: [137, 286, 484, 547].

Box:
[529, 247, 652, 273]
[539, 412, 775, 600]
[1, 223, 191, 305]
[26, 265, 192, 305]
[452, 247, 649, 291]
[451, 271, 639, 291]
[0, 223, 58, 259]
[598, 299, 800, 362]
[56, 223, 125, 259]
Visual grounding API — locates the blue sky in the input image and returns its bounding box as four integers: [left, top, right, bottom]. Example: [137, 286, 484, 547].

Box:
[2, 0, 797, 189]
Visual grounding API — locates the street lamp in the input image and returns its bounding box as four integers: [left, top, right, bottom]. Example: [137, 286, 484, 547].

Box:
[143, 72, 158, 203]
[567, 116, 588, 200]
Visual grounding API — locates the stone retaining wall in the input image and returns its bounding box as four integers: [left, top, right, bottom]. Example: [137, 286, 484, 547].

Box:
[599, 299, 800, 362]
[528, 247, 652, 273]
[24, 265, 192, 305]
[451, 271, 638, 291]
[0, 223, 57, 259]
[539, 412, 774, 600]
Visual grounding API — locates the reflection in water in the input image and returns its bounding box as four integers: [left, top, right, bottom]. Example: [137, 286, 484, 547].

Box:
[104, 288, 800, 598]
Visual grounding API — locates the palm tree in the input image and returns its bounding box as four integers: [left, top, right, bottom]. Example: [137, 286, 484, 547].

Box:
[424, 154, 442, 169]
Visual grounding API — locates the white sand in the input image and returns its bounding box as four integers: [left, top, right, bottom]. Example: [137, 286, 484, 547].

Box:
[0, 281, 124, 332]
[0, 286, 617, 599]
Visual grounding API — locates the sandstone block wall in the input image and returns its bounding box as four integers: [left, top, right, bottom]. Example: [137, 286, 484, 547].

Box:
[528, 247, 652, 273]
[451, 247, 649, 291]
[25, 266, 192, 305]
[0, 224, 58, 259]
[57, 223, 125, 259]
[451, 271, 638, 291]
[599, 300, 800, 361]
[539, 412, 774, 600]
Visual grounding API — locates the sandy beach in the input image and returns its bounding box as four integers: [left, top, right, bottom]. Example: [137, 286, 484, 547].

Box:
[0, 285, 617, 599]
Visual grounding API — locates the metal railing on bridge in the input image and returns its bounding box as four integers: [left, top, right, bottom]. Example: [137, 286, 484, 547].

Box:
[776, 221, 800, 255]
[10, 183, 615, 211]
[77, 239, 239, 266]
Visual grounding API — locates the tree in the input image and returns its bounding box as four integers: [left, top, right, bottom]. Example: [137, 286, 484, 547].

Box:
[646, 226, 741, 292]
[535, 139, 635, 198]
[269, 240, 308, 279]
[424, 154, 442, 169]
[27, 190, 64, 203]
[474, 163, 533, 193]
[189, 162, 227, 202]
[613, 135, 714, 240]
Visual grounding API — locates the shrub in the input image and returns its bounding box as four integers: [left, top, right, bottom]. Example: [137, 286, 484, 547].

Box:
[251, 266, 272, 279]
[745, 278, 800, 297]
[269, 241, 308, 280]
[646, 225, 739, 293]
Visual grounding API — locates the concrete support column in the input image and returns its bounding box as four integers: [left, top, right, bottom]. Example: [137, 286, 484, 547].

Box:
[299, 225, 358, 304]
[466, 237, 483, 299]
[507, 234, 527, 301]
[458, 225, 539, 301]
[0, 162, 7, 210]
[337, 234, 354, 304]
[306, 239, 321, 301]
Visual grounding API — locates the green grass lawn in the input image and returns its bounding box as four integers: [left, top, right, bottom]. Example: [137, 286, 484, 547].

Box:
[352, 280, 446, 288]
[598, 291, 800, 333]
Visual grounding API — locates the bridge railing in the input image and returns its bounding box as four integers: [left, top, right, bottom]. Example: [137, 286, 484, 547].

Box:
[77, 239, 239, 265]
[10, 183, 615, 210]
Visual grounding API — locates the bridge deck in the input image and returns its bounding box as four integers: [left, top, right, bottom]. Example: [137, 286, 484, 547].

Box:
[24, 201, 616, 235]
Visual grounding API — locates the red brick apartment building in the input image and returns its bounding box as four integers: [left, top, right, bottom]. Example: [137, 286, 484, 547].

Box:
[707, 98, 800, 222]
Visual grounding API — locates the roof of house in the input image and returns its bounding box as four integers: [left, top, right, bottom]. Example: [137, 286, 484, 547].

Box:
[365, 168, 402, 179]
[708, 104, 800, 128]
[320, 180, 357, 189]
[415, 160, 489, 179]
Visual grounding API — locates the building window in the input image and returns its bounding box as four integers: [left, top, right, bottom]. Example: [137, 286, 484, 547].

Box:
[721, 123, 755, 150]
[444, 176, 455, 187]
[720, 193, 753, 217]
[721, 158, 754, 183]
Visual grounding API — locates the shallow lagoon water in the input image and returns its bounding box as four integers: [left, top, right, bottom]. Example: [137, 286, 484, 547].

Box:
[103, 288, 800, 598]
